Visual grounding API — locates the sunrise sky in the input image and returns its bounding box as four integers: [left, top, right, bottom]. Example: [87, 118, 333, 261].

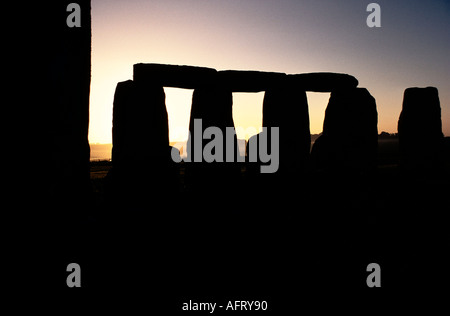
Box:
[88, 0, 450, 144]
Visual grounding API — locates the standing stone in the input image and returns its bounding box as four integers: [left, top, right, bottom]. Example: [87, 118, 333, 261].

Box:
[262, 87, 310, 171]
[113, 80, 168, 166]
[24, 1, 91, 286]
[311, 88, 378, 172]
[186, 87, 240, 194]
[398, 87, 444, 169]
[111, 80, 177, 200]
[245, 86, 311, 198]
[38, 0, 91, 204]
[247, 87, 311, 174]
[188, 87, 235, 145]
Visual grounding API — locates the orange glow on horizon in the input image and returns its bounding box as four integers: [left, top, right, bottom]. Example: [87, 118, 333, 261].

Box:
[88, 1, 450, 145]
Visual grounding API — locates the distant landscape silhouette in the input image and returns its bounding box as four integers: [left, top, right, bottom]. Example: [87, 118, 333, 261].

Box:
[41, 1, 449, 310]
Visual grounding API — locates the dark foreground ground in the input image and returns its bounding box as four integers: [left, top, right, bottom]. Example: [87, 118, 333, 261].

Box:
[38, 138, 449, 311]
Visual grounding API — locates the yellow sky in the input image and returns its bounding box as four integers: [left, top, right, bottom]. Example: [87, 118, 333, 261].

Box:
[88, 51, 336, 143]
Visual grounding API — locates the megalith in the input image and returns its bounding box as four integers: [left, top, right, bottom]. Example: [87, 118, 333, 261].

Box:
[40, 0, 91, 205]
[262, 86, 310, 171]
[185, 86, 240, 193]
[287, 72, 358, 92]
[112, 80, 169, 166]
[245, 85, 311, 196]
[111, 80, 178, 199]
[311, 88, 378, 172]
[133, 63, 217, 89]
[263, 87, 310, 160]
[218, 70, 286, 92]
[398, 87, 444, 169]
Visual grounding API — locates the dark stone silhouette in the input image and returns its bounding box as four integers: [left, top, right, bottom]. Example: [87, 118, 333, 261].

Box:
[218, 70, 286, 92]
[218, 71, 358, 93]
[133, 65, 357, 92]
[311, 88, 378, 172]
[30, 4, 450, 303]
[37, 0, 91, 203]
[110, 80, 178, 201]
[443, 137, 450, 174]
[244, 85, 310, 209]
[112, 80, 169, 165]
[377, 132, 400, 166]
[27, 0, 92, 294]
[133, 63, 217, 89]
[263, 87, 311, 166]
[398, 87, 444, 169]
[246, 86, 310, 173]
[187, 87, 236, 159]
[288, 72, 358, 92]
[185, 86, 241, 196]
